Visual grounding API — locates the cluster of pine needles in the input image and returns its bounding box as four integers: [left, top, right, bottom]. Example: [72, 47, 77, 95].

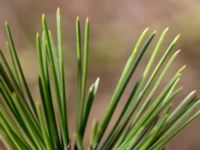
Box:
[0, 8, 200, 150]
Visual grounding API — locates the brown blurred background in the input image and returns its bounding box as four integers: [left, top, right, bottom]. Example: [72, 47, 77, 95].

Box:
[0, 0, 200, 149]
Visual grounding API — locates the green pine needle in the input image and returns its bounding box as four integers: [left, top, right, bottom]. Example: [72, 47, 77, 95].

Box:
[0, 7, 199, 150]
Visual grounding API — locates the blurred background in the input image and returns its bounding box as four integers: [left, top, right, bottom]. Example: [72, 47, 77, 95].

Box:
[0, 0, 200, 149]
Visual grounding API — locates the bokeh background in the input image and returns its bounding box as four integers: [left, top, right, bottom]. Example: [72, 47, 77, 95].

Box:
[0, 0, 200, 149]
